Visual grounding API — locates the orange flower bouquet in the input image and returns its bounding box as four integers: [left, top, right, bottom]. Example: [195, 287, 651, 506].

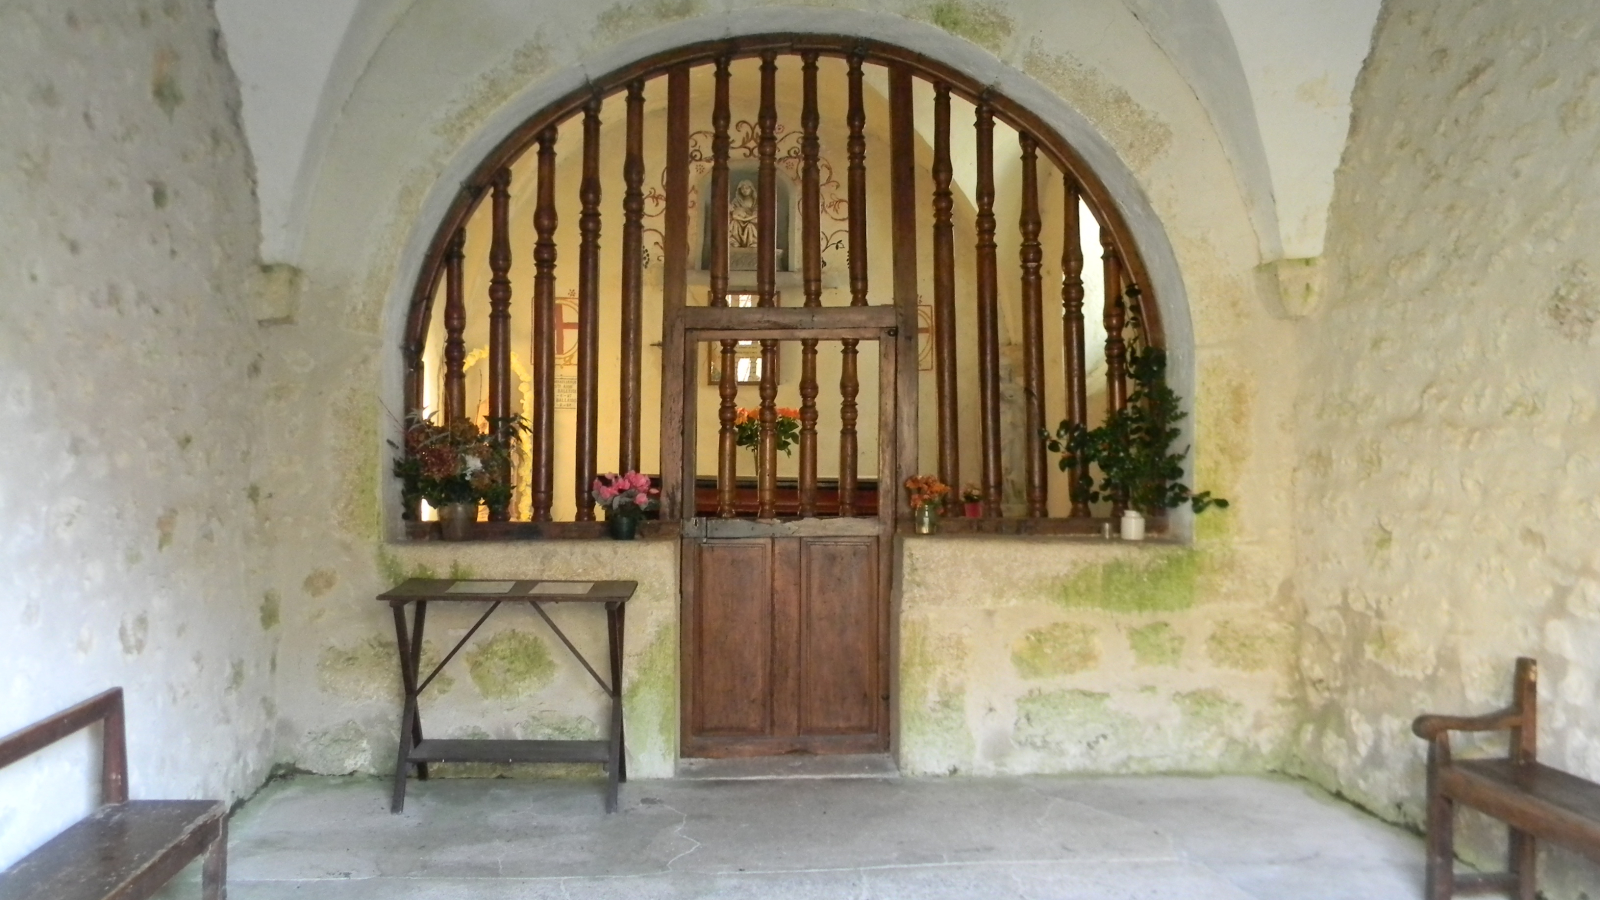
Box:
[903, 474, 951, 511]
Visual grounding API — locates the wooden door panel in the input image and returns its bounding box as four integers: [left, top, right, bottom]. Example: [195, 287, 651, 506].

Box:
[798, 537, 880, 735]
[693, 539, 772, 736]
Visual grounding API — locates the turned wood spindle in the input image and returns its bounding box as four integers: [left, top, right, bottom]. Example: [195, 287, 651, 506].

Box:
[756, 52, 779, 519]
[931, 82, 960, 507]
[531, 127, 559, 522]
[486, 168, 514, 521]
[798, 51, 822, 518]
[839, 52, 868, 517]
[1019, 133, 1047, 518]
[709, 57, 739, 518]
[574, 97, 603, 522]
[1061, 176, 1090, 517]
[619, 79, 646, 475]
[975, 99, 1002, 517]
[442, 228, 467, 424]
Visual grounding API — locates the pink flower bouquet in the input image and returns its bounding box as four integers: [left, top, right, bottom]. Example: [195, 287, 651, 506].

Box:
[591, 471, 659, 519]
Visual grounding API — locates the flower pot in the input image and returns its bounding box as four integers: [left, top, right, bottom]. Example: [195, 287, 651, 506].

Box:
[963, 501, 984, 518]
[914, 504, 938, 535]
[437, 501, 478, 541]
[1120, 509, 1146, 541]
[607, 514, 641, 541]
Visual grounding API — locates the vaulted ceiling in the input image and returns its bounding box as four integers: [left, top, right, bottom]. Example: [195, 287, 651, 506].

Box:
[215, 0, 1379, 267]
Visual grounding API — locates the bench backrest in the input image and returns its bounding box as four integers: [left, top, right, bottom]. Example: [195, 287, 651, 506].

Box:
[1510, 656, 1537, 765]
[0, 687, 128, 805]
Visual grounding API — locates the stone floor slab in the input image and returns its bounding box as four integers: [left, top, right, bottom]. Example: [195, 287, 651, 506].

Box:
[212, 773, 1422, 899]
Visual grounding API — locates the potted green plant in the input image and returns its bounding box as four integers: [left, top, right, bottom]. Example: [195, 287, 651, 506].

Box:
[1045, 290, 1226, 539]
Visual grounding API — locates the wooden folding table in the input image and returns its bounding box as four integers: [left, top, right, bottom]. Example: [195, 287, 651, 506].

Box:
[377, 578, 634, 813]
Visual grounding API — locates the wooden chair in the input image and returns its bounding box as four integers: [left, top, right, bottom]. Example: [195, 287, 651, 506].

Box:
[0, 688, 227, 900]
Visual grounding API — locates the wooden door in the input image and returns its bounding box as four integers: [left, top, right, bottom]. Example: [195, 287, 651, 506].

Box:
[679, 329, 897, 758]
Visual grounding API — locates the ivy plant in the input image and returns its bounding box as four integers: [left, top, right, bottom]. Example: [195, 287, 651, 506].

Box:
[1044, 288, 1228, 516]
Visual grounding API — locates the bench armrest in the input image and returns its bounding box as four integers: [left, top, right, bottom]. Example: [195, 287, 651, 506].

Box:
[1412, 706, 1521, 740]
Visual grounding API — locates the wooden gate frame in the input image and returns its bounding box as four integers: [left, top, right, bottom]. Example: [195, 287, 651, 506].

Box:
[675, 317, 900, 757]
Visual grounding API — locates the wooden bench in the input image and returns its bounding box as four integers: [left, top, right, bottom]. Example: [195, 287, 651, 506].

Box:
[1413, 657, 1600, 900]
[0, 688, 226, 900]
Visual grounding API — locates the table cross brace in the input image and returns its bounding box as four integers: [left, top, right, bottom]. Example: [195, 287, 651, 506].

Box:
[529, 601, 614, 695]
[418, 601, 501, 694]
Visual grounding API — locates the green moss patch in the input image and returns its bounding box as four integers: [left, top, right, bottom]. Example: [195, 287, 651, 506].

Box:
[900, 619, 974, 771]
[1056, 551, 1201, 613]
[1128, 622, 1183, 666]
[465, 630, 557, 699]
[1206, 620, 1281, 672]
[1012, 622, 1099, 678]
[914, 0, 1014, 53]
[1013, 689, 1136, 752]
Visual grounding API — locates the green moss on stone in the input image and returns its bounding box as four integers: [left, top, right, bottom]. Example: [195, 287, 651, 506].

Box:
[465, 631, 556, 699]
[1011, 622, 1099, 678]
[915, 0, 1014, 53]
[377, 548, 439, 588]
[1056, 551, 1200, 613]
[1206, 620, 1281, 672]
[448, 560, 475, 580]
[1128, 622, 1183, 666]
[1174, 688, 1241, 723]
[900, 619, 974, 771]
[622, 625, 678, 772]
[318, 636, 453, 700]
[259, 590, 281, 630]
[1013, 688, 1136, 752]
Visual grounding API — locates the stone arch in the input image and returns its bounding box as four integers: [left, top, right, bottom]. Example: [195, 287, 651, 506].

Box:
[373, 10, 1199, 535]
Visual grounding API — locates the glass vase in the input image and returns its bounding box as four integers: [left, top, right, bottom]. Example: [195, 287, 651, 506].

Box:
[437, 501, 477, 541]
[914, 503, 937, 535]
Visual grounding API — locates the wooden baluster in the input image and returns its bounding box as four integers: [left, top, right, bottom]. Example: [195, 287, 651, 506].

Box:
[487, 168, 514, 521]
[797, 51, 822, 518]
[975, 98, 1002, 517]
[888, 65, 920, 522]
[839, 52, 868, 517]
[1101, 224, 1127, 517]
[1019, 134, 1047, 518]
[620, 79, 646, 475]
[442, 228, 467, 423]
[1061, 176, 1090, 516]
[531, 127, 559, 522]
[756, 51, 779, 519]
[574, 97, 603, 522]
[710, 57, 738, 518]
[661, 67, 691, 520]
[931, 83, 960, 510]
[1102, 225, 1128, 415]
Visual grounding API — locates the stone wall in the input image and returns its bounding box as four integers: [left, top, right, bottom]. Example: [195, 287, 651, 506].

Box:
[1295, 0, 1600, 895]
[0, 0, 274, 867]
[264, 0, 1298, 785]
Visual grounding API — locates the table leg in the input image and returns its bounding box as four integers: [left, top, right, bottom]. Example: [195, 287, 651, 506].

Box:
[614, 601, 627, 785]
[605, 601, 625, 812]
[410, 601, 429, 781]
[390, 602, 417, 813]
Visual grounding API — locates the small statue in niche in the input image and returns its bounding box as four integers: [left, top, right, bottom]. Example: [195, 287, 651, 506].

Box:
[698, 167, 790, 272]
[729, 179, 759, 249]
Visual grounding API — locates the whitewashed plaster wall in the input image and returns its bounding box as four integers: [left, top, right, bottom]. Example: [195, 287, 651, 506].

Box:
[1295, 0, 1600, 896]
[255, 0, 1299, 780]
[0, 0, 276, 868]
